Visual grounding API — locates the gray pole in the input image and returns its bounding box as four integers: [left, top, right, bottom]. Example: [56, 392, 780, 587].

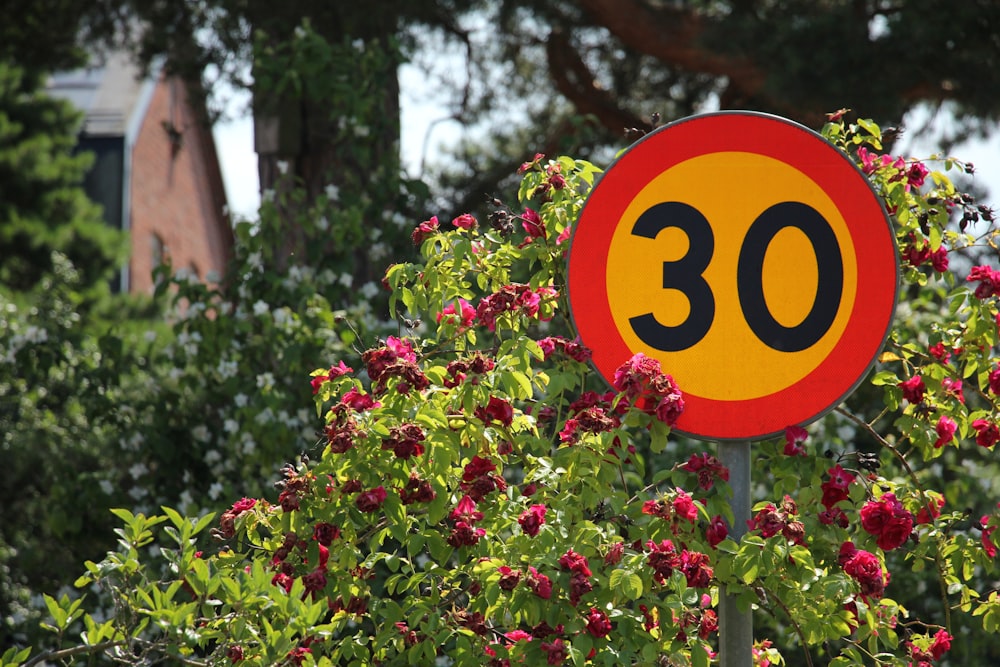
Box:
[718, 440, 752, 667]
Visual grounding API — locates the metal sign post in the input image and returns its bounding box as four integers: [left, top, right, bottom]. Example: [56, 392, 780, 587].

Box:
[718, 440, 752, 667]
[566, 111, 900, 666]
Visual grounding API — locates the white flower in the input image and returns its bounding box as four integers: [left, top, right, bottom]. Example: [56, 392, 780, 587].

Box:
[277, 160, 289, 174]
[192, 425, 210, 442]
[246, 252, 263, 271]
[353, 124, 370, 137]
[144, 330, 157, 343]
[353, 38, 365, 51]
[23, 326, 48, 344]
[339, 272, 354, 288]
[204, 449, 222, 465]
[253, 300, 269, 317]
[370, 242, 388, 261]
[242, 436, 257, 455]
[99, 479, 114, 495]
[224, 418, 239, 434]
[256, 372, 275, 389]
[208, 482, 224, 500]
[359, 282, 379, 300]
[273, 308, 291, 326]
[255, 407, 274, 424]
[128, 486, 149, 500]
[178, 490, 194, 511]
[325, 184, 340, 201]
[234, 393, 248, 408]
[317, 215, 330, 231]
[206, 270, 221, 283]
[187, 303, 207, 319]
[216, 359, 238, 379]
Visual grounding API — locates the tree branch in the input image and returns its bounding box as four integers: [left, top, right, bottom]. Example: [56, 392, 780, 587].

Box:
[545, 29, 650, 136]
[23, 640, 124, 667]
[572, 0, 829, 128]
[575, 0, 765, 99]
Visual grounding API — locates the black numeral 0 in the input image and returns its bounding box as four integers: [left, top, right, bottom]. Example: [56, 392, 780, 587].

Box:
[738, 202, 843, 352]
[628, 201, 843, 353]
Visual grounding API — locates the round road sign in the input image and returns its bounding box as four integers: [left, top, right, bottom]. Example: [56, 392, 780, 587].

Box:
[568, 111, 899, 441]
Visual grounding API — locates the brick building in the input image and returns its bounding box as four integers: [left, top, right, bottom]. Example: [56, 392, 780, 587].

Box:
[48, 51, 233, 293]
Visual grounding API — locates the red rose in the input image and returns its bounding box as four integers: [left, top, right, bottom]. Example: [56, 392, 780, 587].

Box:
[411, 215, 439, 245]
[585, 607, 612, 638]
[672, 490, 698, 522]
[518, 504, 547, 537]
[451, 213, 478, 230]
[521, 207, 545, 239]
[706, 515, 728, 548]
[929, 629, 952, 660]
[526, 566, 552, 599]
[680, 550, 713, 588]
[355, 486, 387, 512]
[540, 638, 567, 665]
[860, 493, 913, 551]
[972, 418, 1000, 448]
[312, 522, 340, 546]
[934, 415, 957, 448]
[899, 375, 926, 403]
[558, 549, 592, 577]
[604, 542, 624, 566]
[497, 566, 521, 591]
[231, 497, 257, 514]
[840, 543, 887, 598]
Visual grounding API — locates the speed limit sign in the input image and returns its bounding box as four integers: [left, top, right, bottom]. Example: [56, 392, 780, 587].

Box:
[568, 112, 899, 441]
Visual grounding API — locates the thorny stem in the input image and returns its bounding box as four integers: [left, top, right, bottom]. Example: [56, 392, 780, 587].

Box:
[23, 639, 209, 667]
[23, 641, 125, 667]
[834, 406, 953, 631]
[755, 586, 814, 667]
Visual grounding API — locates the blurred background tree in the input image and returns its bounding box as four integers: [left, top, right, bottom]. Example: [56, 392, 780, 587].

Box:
[0, 0, 126, 295]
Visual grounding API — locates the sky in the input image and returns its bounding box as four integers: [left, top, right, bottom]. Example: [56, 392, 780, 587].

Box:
[212, 71, 1000, 222]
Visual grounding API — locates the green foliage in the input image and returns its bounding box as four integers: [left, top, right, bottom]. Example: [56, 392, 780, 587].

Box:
[0, 253, 161, 646]
[13, 130, 1000, 665]
[0, 19, 429, 654]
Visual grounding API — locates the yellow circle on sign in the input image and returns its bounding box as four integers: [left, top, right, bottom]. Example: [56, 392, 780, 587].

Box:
[606, 152, 858, 400]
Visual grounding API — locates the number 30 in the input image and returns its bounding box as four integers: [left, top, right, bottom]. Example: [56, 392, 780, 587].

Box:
[628, 201, 843, 353]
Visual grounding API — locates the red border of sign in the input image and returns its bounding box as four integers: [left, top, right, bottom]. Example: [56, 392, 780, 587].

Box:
[567, 112, 899, 442]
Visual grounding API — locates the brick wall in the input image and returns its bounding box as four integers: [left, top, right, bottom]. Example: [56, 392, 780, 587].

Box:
[129, 75, 233, 294]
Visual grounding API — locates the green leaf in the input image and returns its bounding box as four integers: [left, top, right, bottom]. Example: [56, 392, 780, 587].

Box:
[42, 594, 66, 628]
[622, 573, 643, 600]
[870, 370, 898, 386]
[691, 643, 710, 667]
[161, 505, 186, 531]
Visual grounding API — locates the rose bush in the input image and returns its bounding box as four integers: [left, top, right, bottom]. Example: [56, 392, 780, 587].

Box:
[10, 114, 1000, 666]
